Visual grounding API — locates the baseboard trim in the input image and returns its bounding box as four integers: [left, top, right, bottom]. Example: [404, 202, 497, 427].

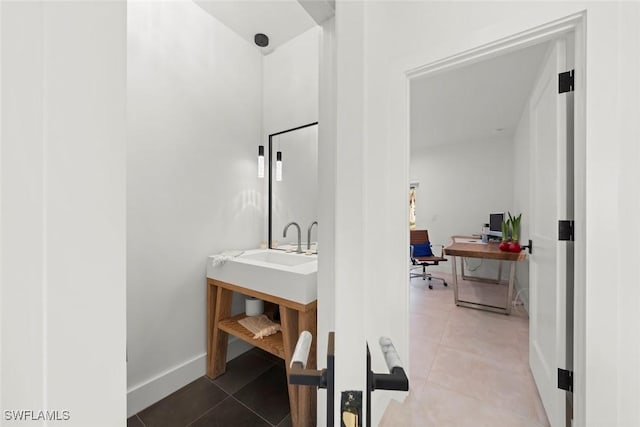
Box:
[127, 338, 253, 417]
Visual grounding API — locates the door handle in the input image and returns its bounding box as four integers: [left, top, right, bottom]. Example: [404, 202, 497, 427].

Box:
[366, 337, 409, 427]
[370, 337, 409, 392]
[289, 333, 408, 427]
[289, 331, 335, 427]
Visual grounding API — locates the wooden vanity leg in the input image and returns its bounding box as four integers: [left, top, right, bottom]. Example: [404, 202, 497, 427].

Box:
[281, 305, 317, 427]
[297, 309, 317, 427]
[206, 280, 217, 378]
[280, 306, 300, 427]
[206, 280, 233, 379]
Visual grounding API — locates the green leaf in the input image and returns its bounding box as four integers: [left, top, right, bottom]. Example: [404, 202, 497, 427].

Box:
[510, 213, 523, 242]
[501, 219, 510, 242]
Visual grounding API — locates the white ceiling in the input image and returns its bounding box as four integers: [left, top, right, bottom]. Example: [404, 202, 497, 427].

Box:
[411, 42, 551, 149]
[195, 1, 317, 54]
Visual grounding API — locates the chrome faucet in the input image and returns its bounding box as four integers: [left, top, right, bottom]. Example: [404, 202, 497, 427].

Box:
[307, 221, 318, 251]
[283, 222, 302, 254]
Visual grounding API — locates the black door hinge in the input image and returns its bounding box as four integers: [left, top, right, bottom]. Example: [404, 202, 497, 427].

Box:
[558, 368, 573, 392]
[559, 70, 575, 93]
[558, 220, 574, 241]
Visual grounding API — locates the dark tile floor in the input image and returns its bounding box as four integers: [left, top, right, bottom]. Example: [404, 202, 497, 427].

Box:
[128, 348, 292, 427]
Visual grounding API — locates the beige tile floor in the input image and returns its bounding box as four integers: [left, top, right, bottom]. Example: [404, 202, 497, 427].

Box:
[379, 271, 550, 427]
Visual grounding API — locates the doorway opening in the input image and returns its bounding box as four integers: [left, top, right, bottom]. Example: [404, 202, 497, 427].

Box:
[386, 13, 585, 427]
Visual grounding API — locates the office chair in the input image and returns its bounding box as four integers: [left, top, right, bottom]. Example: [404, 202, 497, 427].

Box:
[410, 229, 448, 289]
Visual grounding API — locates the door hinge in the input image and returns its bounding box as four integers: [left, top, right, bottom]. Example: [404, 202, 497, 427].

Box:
[558, 368, 573, 392]
[558, 220, 574, 241]
[559, 70, 575, 93]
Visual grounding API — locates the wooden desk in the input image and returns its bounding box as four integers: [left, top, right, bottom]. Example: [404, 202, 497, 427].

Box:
[206, 278, 317, 427]
[444, 237, 526, 315]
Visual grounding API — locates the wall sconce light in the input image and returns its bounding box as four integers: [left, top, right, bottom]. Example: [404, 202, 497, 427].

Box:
[276, 151, 282, 181]
[258, 145, 265, 178]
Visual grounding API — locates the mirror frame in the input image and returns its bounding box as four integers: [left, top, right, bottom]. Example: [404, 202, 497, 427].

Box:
[268, 121, 319, 249]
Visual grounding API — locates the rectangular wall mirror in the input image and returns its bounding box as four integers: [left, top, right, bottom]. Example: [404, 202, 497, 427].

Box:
[268, 122, 318, 251]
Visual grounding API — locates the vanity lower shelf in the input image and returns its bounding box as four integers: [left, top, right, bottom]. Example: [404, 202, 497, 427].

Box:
[217, 313, 285, 359]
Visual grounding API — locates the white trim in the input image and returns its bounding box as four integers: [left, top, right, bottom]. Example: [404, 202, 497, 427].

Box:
[571, 16, 586, 427]
[317, 16, 337, 427]
[394, 11, 586, 426]
[406, 13, 583, 80]
[41, 2, 48, 412]
[0, 0, 3, 410]
[126, 339, 252, 417]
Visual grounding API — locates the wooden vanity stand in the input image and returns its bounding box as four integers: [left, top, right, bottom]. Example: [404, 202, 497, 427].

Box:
[206, 278, 317, 427]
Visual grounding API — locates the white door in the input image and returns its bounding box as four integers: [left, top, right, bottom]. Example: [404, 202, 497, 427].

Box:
[528, 39, 569, 427]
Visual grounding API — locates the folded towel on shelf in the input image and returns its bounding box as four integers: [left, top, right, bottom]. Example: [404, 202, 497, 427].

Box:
[238, 314, 281, 339]
[210, 250, 245, 267]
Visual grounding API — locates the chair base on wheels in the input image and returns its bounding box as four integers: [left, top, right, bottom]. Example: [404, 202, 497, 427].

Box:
[410, 267, 448, 290]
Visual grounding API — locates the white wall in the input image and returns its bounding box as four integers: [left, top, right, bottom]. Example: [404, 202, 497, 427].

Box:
[1, 2, 127, 425]
[331, 2, 640, 426]
[333, 4, 368, 426]
[317, 17, 337, 427]
[126, 1, 263, 416]
[615, 3, 640, 422]
[410, 138, 514, 277]
[263, 27, 320, 136]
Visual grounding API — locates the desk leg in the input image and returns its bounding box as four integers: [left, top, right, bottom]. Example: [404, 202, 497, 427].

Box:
[505, 261, 516, 315]
[451, 255, 460, 305]
[462, 258, 503, 284]
[451, 257, 516, 315]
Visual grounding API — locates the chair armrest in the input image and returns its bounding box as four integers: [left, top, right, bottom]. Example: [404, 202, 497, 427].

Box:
[431, 244, 445, 258]
[410, 245, 415, 259]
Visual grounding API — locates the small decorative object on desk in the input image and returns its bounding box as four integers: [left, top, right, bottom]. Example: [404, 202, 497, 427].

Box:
[499, 219, 511, 251]
[481, 223, 490, 243]
[498, 213, 523, 252]
[507, 212, 522, 253]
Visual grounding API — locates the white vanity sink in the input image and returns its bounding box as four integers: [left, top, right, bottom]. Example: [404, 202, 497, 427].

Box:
[241, 250, 315, 267]
[206, 249, 317, 304]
